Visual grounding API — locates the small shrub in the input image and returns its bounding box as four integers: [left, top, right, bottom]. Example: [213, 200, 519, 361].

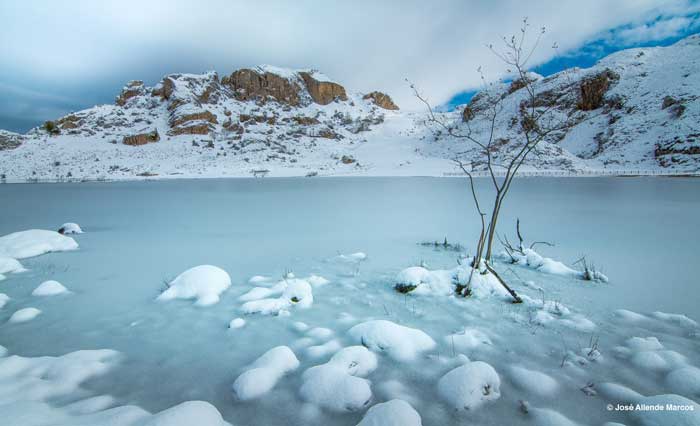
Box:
[394, 283, 417, 294]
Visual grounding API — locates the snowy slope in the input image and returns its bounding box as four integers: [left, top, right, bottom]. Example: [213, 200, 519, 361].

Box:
[0, 35, 699, 182]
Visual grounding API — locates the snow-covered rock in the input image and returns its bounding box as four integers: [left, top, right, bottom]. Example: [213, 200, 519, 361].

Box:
[240, 277, 314, 315]
[348, 320, 436, 361]
[300, 346, 377, 412]
[32, 280, 70, 296]
[58, 223, 83, 234]
[356, 399, 422, 426]
[437, 361, 501, 411]
[0, 230, 78, 259]
[232, 346, 299, 401]
[8, 307, 42, 323]
[228, 318, 246, 329]
[157, 265, 231, 306]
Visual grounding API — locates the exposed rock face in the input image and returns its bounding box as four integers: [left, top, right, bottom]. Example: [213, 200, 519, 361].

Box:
[123, 130, 160, 146]
[462, 105, 474, 122]
[223, 69, 301, 105]
[116, 80, 145, 106]
[57, 115, 81, 130]
[169, 110, 218, 128]
[0, 130, 23, 151]
[577, 69, 619, 111]
[363, 91, 399, 110]
[300, 72, 347, 105]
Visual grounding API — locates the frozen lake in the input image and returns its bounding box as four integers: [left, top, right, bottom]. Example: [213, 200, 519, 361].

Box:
[1, 177, 699, 425]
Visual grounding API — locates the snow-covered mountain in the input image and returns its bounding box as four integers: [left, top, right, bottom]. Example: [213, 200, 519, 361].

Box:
[424, 34, 700, 174]
[1, 35, 698, 181]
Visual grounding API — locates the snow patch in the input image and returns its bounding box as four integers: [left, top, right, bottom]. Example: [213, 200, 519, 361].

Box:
[8, 307, 42, 323]
[58, 223, 83, 234]
[228, 318, 246, 329]
[32, 280, 70, 296]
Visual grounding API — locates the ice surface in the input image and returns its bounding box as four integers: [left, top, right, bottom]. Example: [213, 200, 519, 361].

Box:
[0, 178, 699, 426]
[157, 265, 231, 306]
[0, 230, 78, 259]
[32, 280, 69, 296]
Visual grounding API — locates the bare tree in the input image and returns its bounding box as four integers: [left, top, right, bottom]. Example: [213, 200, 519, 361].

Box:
[411, 19, 585, 303]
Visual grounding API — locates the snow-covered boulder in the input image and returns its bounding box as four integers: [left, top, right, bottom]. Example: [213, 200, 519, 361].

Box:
[0, 256, 25, 275]
[8, 307, 42, 323]
[437, 361, 501, 411]
[300, 346, 377, 412]
[157, 265, 231, 306]
[240, 277, 314, 315]
[0, 230, 78, 259]
[32, 280, 69, 296]
[356, 399, 422, 426]
[348, 320, 435, 361]
[232, 346, 299, 401]
[58, 223, 83, 234]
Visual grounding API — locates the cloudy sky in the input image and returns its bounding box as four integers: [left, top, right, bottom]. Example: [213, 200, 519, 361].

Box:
[1, 0, 699, 132]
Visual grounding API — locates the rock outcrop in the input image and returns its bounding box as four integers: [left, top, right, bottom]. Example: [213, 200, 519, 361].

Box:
[363, 91, 399, 110]
[116, 81, 146, 106]
[0, 130, 23, 151]
[123, 130, 160, 146]
[299, 72, 347, 105]
[223, 68, 301, 105]
[577, 69, 619, 111]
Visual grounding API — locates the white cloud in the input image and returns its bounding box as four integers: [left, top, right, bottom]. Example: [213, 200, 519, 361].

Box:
[0, 0, 696, 113]
[613, 15, 700, 44]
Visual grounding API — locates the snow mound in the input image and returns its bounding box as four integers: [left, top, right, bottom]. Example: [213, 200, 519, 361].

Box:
[613, 309, 648, 323]
[348, 320, 436, 361]
[508, 366, 559, 397]
[306, 327, 334, 340]
[528, 407, 579, 426]
[9, 307, 42, 323]
[626, 336, 663, 351]
[157, 265, 231, 306]
[32, 280, 70, 296]
[306, 274, 330, 287]
[141, 400, 231, 426]
[502, 248, 608, 282]
[0, 256, 26, 275]
[240, 277, 313, 315]
[437, 361, 501, 411]
[300, 346, 377, 412]
[444, 328, 492, 352]
[632, 394, 700, 426]
[306, 339, 342, 359]
[58, 223, 83, 234]
[228, 318, 246, 329]
[356, 399, 422, 426]
[0, 293, 9, 309]
[664, 366, 700, 397]
[0, 230, 78, 259]
[401, 264, 510, 299]
[232, 346, 300, 401]
[652, 311, 698, 328]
